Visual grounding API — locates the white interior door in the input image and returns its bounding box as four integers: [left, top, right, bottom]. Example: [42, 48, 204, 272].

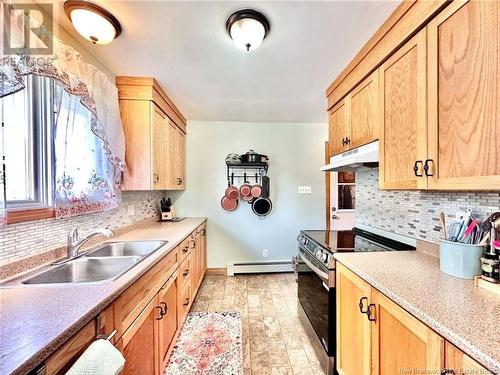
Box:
[330, 172, 356, 230]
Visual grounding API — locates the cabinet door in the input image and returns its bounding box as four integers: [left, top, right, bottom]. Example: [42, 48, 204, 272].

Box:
[175, 128, 186, 190]
[379, 29, 427, 190]
[336, 264, 371, 375]
[329, 99, 350, 156]
[190, 234, 199, 296]
[165, 120, 178, 190]
[427, 0, 500, 190]
[152, 104, 168, 190]
[117, 296, 160, 375]
[350, 71, 379, 148]
[178, 281, 192, 326]
[371, 290, 444, 375]
[158, 273, 178, 371]
[200, 225, 207, 276]
[444, 341, 493, 375]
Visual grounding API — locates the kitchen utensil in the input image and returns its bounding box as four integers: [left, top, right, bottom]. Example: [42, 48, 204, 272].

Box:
[250, 183, 262, 198]
[439, 240, 486, 279]
[439, 212, 446, 240]
[225, 180, 239, 200]
[252, 175, 272, 217]
[239, 173, 252, 198]
[221, 195, 238, 211]
[240, 150, 269, 164]
[225, 153, 241, 164]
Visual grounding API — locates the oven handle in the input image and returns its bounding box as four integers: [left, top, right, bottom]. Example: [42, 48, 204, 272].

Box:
[298, 249, 329, 281]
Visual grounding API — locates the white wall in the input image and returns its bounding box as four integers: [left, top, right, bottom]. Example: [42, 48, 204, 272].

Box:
[171, 121, 327, 268]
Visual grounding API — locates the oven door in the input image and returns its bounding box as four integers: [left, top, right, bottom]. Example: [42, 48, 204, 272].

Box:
[296, 246, 336, 357]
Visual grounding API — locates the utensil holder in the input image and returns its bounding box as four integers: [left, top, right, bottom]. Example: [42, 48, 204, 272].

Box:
[439, 240, 486, 279]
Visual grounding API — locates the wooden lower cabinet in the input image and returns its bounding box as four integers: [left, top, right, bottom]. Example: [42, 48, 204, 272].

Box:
[444, 342, 493, 375]
[178, 281, 192, 326]
[117, 296, 160, 375]
[336, 264, 490, 375]
[371, 289, 443, 374]
[158, 272, 178, 370]
[336, 264, 372, 375]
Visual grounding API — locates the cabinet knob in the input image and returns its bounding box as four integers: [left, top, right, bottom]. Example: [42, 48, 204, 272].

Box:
[182, 246, 189, 253]
[153, 174, 160, 183]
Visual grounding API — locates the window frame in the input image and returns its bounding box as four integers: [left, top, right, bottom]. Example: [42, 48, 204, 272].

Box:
[4, 76, 55, 219]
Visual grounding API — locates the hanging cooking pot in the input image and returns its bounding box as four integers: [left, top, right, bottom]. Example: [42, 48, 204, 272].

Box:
[252, 175, 272, 217]
[250, 183, 262, 198]
[221, 195, 238, 211]
[241, 150, 269, 164]
[225, 180, 239, 200]
[239, 173, 253, 199]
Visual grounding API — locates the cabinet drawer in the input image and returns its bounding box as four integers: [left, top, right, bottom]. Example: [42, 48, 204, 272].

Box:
[178, 282, 191, 325]
[114, 248, 178, 339]
[179, 237, 191, 261]
[178, 253, 191, 287]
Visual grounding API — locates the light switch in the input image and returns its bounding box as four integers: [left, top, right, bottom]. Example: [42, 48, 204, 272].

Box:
[298, 186, 312, 194]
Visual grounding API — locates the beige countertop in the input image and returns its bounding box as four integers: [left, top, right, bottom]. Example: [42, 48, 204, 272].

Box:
[334, 251, 500, 374]
[0, 217, 206, 375]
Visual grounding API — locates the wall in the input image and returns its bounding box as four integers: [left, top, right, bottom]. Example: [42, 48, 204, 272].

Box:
[171, 121, 327, 268]
[355, 168, 500, 243]
[0, 191, 164, 265]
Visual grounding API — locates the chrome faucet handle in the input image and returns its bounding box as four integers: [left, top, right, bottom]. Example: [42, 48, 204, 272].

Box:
[68, 226, 79, 246]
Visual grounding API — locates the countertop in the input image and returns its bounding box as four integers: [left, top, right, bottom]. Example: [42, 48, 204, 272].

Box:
[334, 251, 500, 374]
[0, 217, 206, 375]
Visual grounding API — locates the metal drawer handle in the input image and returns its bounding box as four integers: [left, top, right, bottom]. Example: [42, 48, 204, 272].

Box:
[97, 329, 117, 342]
[183, 269, 189, 276]
[183, 297, 190, 306]
[153, 174, 160, 183]
[177, 177, 183, 185]
[160, 302, 168, 315]
[367, 303, 376, 322]
[413, 160, 423, 177]
[358, 297, 368, 314]
[189, 240, 196, 249]
[155, 306, 164, 320]
[182, 246, 189, 253]
[424, 159, 434, 176]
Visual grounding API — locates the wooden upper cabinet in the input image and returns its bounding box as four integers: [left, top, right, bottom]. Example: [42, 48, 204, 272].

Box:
[378, 29, 427, 190]
[371, 289, 444, 375]
[349, 71, 379, 149]
[336, 264, 371, 375]
[116, 76, 187, 191]
[152, 105, 168, 190]
[329, 99, 350, 156]
[427, 0, 500, 190]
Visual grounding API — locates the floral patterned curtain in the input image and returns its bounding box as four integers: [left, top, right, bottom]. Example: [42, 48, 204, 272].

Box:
[53, 83, 121, 218]
[0, 1, 126, 219]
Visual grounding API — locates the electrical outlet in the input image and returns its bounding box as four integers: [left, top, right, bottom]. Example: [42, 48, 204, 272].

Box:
[127, 205, 135, 216]
[262, 249, 268, 258]
[298, 186, 312, 194]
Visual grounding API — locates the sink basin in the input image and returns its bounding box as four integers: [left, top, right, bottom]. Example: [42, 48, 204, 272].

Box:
[85, 241, 167, 258]
[22, 256, 141, 285]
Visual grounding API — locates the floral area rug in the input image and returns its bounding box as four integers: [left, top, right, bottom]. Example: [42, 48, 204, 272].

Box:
[165, 311, 243, 375]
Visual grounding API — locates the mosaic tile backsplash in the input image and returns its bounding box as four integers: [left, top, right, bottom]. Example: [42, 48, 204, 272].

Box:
[0, 191, 165, 265]
[356, 168, 500, 243]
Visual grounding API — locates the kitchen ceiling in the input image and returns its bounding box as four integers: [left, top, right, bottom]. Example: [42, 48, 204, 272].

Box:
[56, 1, 398, 123]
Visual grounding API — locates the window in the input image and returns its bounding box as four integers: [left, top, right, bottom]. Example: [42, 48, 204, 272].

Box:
[1, 76, 54, 210]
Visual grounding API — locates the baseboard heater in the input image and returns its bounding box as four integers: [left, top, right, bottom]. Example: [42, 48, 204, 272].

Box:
[226, 260, 293, 276]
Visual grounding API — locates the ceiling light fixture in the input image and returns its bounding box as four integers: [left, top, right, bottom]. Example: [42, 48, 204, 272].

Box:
[226, 9, 270, 52]
[64, 0, 121, 45]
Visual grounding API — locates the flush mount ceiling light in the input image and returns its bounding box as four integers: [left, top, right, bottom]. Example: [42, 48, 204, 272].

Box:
[226, 9, 270, 52]
[64, 0, 121, 44]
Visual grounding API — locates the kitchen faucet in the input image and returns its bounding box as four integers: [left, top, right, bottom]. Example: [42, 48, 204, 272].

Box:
[67, 227, 114, 259]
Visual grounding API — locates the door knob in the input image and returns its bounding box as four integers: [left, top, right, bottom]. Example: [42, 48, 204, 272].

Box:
[332, 214, 339, 219]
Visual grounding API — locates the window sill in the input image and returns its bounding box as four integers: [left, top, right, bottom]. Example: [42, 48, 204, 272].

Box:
[7, 208, 55, 224]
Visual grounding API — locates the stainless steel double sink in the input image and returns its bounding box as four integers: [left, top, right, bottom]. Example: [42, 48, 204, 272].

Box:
[20, 241, 167, 285]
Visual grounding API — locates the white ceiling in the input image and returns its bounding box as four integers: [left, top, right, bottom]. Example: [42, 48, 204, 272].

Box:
[56, 1, 398, 123]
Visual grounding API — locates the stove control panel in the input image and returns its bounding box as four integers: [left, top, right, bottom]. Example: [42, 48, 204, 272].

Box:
[298, 234, 331, 267]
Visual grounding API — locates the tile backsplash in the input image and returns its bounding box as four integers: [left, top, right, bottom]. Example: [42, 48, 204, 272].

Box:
[0, 191, 165, 265]
[356, 168, 500, 243]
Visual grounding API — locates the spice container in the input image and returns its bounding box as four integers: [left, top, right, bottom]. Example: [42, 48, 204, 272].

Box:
[481, 255, 500, 282]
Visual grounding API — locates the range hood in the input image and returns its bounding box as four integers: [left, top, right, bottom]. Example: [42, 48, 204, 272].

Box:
[321, 140, 379, 172]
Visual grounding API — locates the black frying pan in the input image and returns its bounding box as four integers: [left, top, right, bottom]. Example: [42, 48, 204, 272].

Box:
[252, 175, 272, 217]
